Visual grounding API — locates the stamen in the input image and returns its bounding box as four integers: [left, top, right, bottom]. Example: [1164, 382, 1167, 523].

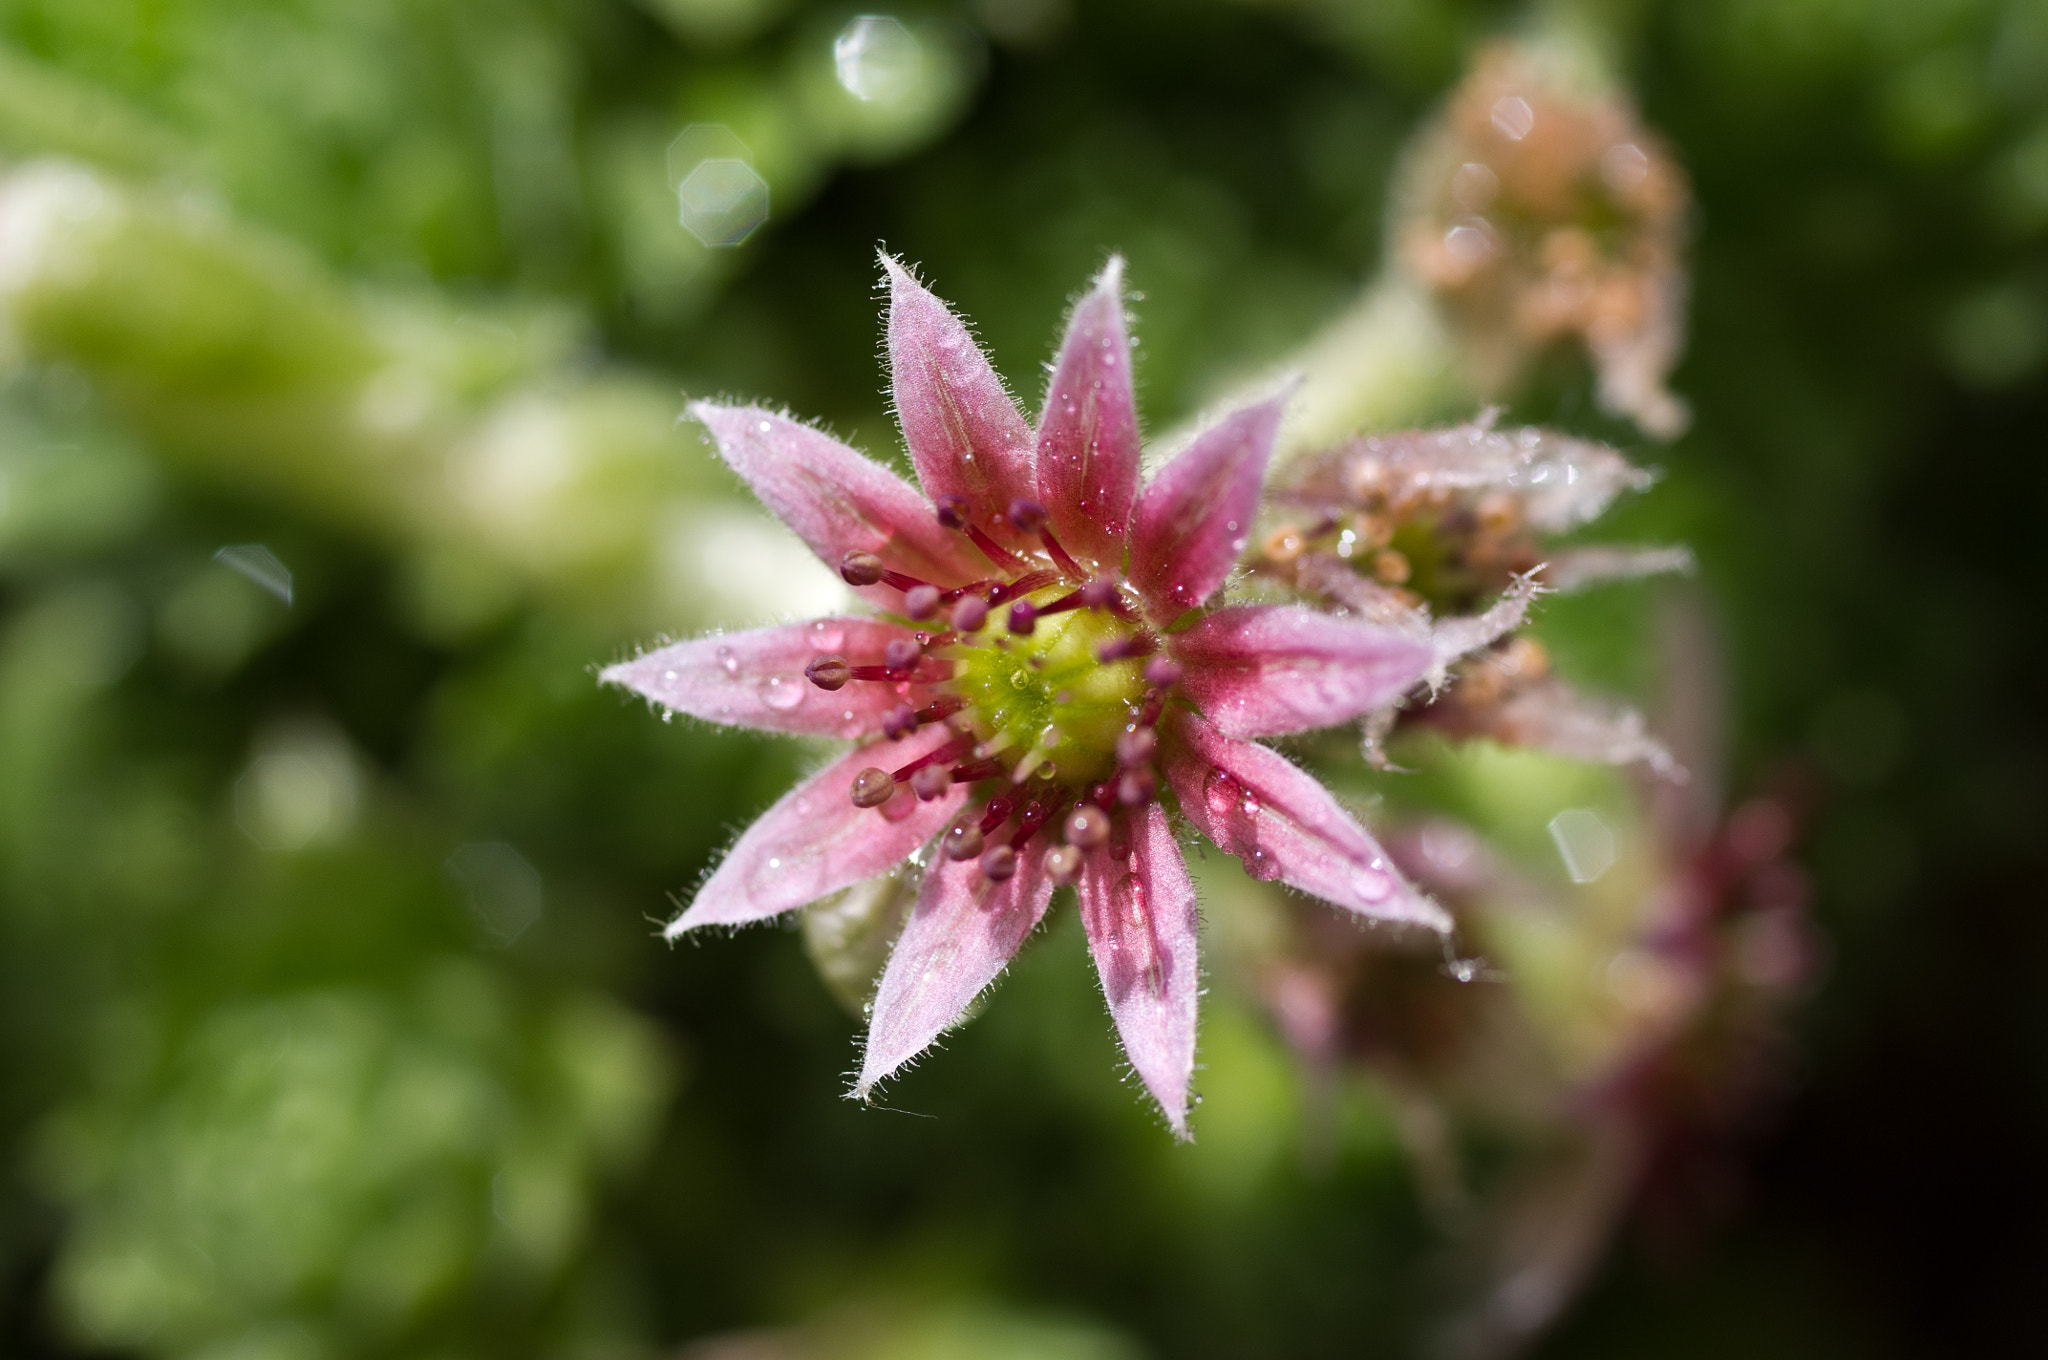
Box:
[934, 494, 971, 530]
[950, 595, 990, 632]
[1142, 657, 1184, 687]
[986, 570, 1060, 606]
[883, 637, 923, 673]
[1088, 781, 1118, 811]
[943, 821, 984, 860]
[1115, 727, 1157, 767]
[805, 655, 851, 691]
[949, 758, 1006, 784]
[882, 704, 918, 740]
[1063, 805, 1110, 849]
[891, 739, 970, 781]
[1011, 800, 1051, 849]
[840, 550, 885, 586]
[966, 524, 1028, 573]
[978, 796, 1016, 835]
[1080, 578, 1120, 610]
[849, 767, 896, 808]
[1007, 499, 1049, 533]
[1034, 589, 1086, 619]
[848, 661, 952, 684]
[1117, 768, 1157, 806]
[1008, 601, 1036, 635]
[910, 765, 951, 801]
[1040, 533, 1085, 580]
[903, 584, 941, 620]
[979, 844, 1018, 881]
[1045, 845, 1083, 885]
[1095, 634, 1158, 663]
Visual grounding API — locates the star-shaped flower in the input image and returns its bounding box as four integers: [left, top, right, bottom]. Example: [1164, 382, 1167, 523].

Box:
[605, 258, 1451, 1136]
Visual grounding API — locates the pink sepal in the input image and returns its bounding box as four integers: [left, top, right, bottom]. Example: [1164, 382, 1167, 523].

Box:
[1078, 802, 1200, 1139]
[1035, 257, 1141, 572]
[1165, 711, 1450, 933]
[882, 257, 1038, 548]
[601, 617, 935, 738]
[1126, 396, 1285, 620]
[1172, 605, 1434, 738]
[690, 402, 984, 606]
[667, 725, 967, 935]
[856, 841, 1054, 1097]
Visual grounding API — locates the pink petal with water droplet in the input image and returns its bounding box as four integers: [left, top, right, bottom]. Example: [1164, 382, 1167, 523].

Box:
[1078, 802, 1199, 1139]
[1165, 711, 1450, 933]
[601, 617, 935, 737]
[856, 842, 1053, 1096]
[690, 402, 984, 606]
[1035, 257, 1140, 572]
[1126, 395, 1285, 620]
[883, 257, 1038, 548]
[669, 725, 966, 934]
[1172, 604, 1434, 738]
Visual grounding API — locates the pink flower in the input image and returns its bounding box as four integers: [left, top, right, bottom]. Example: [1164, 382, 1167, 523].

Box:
[605, 258, 1450, 1136]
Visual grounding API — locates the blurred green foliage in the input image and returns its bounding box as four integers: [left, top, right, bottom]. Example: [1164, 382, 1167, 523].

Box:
[0, 1, 2042, 1358]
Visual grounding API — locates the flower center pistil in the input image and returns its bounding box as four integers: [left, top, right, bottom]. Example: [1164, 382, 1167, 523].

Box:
[803, 497, 1182, 885]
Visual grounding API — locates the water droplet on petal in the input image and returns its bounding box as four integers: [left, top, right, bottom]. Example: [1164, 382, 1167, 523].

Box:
[1352, 867, 1390, 902]
[758, 675, 804, 710]
[809, 621, 844, 650]
[1203, 768, 1239, 817]
[1117, 873, 1148, 929]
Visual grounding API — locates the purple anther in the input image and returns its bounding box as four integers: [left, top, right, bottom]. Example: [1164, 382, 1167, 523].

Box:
[883, 637, 923, 673]
[979, 844, 1018, 881]
[1008, 600, 1037, 635]
[1044, 845, 1081, 885]
[1063, 805, 1110, 849]
[950, 595, 990, 632]
[839, 550, 885, 587]
[910, 765, 951, 801]
[1007, 498, 1049, 534]
[943, 821, 984, 860]
[1080, 579, 1120, 609]
[805, 655, 851, 691]
[849, 767, 896, 808]
[935, 494, 972, 530]
[1115, 726, 1157, 767]
[881, 704, 918, 740]
[904, 584, 941, 619]
[1116, 768, 1157, 806]
[1143, 657, 1184, 687]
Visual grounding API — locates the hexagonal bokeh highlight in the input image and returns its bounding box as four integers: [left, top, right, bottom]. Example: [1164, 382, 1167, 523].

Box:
[677, 157, 770, 247]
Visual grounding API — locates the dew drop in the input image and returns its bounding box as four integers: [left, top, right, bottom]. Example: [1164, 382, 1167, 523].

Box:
[1240, 792, 1261, 817]
[766, 857, 782, 870]
[662, 668, 678, 684]
[758, 675, 805, 710]
[809, 621, 844, 650]
[1117, 873, 1148, 929]
[1203, 768, 1239, 817]
[1351, 867, 1390, 902]
[715, 645, 739, 677]
[1009, 669, 1031, 690]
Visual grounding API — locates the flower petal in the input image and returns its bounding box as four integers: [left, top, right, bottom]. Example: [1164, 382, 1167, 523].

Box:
[690, 402, 984, 606]
[601, 618, 936, 738]
[1078, 802, 1200, 1138]
[883, 257, 1037, 544]
[1126, 395, 1285, 619]
[856, 841, 1054, 1097]
[668, 725, 968, 935]
[1172, 604, 1435, 738]
[1035, 257, 1141, 572]
[1165, 710, 1450, 932]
